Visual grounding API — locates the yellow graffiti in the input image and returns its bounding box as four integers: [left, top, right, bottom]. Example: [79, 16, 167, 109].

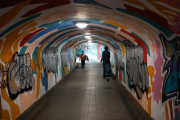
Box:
[64, 66, 68, 76]
[36, 52, 42, 99]
[1, 20, 37, 62]
[148, 96, 152, 115]
[1, 108, 10, 120]
[148, 66, 154, 91]
[0, 0, 30, 28]
[147, 65, 155, 116]
[118, 43, 125, 58]
[1, 88, 20, 120]
[103, 21, 128, 30]
[0, 63, 20, 120]
[36, 36, 53, 99]
[166, 42, 173, 57]
[31, 59, 35, 72]
[165, 103, 169, 120]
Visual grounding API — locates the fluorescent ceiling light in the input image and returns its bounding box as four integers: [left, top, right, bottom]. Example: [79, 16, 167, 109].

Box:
[76, 22, 88, 28]
[85, 35, 91, 38]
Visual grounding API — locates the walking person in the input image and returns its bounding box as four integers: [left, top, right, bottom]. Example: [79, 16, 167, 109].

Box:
[80, 51, 86, 68]
[100, 46, 112, 81]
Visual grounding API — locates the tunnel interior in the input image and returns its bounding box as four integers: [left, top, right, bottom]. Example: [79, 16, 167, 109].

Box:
[0, 0, 180, 120]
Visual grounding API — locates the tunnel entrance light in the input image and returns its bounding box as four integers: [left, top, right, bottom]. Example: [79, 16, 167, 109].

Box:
[76, 22, 88, 28]
[85, 35, 91, 39]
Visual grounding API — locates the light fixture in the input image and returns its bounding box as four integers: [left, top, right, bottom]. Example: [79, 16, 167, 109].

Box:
[85, 35, 91, 39]
[76, 22, 88, 28]
[88, 41, 92, 43]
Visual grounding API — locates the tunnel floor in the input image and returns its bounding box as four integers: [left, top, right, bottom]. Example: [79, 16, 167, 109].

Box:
[17, 59, 151, 120]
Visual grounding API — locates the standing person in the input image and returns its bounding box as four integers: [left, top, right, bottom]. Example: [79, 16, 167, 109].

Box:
[80, 51, 86, 68]
[100, 46, 112, 81]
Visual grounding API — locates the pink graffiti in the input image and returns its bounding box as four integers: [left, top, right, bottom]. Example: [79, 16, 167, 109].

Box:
[153, 38, 163, 104]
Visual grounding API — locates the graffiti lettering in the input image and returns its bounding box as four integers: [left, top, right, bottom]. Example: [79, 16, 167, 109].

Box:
[124, 40, 149, 99]
[160, 34, 180, 106]
[116, 50, 124, 70]
[42, 47, 58, 75]
[77, 44, 90, 51]
[61, 48, 70, 67]
[7, 52, 33, 100]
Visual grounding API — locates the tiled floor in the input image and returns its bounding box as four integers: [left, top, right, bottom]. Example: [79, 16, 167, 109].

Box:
[18, 59, 151, 120]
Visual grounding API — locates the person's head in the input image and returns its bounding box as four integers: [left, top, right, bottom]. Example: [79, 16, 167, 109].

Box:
[104, 46, 108, 51]
[82, 51, 84, 54]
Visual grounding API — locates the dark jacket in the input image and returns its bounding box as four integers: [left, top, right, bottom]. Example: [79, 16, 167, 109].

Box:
[101, 50, 110, 62]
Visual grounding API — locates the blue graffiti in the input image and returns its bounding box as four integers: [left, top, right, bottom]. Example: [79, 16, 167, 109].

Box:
[160, 33, 180, 106]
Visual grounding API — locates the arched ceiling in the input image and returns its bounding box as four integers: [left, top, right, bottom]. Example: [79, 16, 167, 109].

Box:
[1, 0, 180, 59]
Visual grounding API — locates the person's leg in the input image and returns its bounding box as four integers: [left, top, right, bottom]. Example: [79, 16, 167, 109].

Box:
[104, 62, 110, 81]
[81, 60, 83, 68]
[103, 62, 105, 78]
[82, 60, 85, 68]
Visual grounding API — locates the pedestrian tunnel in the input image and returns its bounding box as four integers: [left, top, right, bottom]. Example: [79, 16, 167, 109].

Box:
[0, 1, 180, 120]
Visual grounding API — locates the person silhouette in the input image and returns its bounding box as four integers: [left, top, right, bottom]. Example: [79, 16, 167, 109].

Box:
[100, 46, 112, 81]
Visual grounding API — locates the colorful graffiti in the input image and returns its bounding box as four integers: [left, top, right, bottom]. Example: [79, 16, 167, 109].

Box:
[61, 48, 70, 67]
[160, 34, 180, 106]
[124, 40, 149, 99]
[0, 0, 180, 120]
[116, 50, 123, 71]
[42, 47, 58, 75]
[77, 44, 91, 51]
[7, 52, 34, 100]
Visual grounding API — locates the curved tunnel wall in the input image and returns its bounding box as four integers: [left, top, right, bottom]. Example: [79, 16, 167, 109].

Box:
[0, 1, 180, 120]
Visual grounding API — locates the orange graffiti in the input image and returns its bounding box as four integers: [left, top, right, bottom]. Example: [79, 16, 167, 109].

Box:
[1, 20, 37, 63]
[148, 96, 152, 115]
[1, 109, 10, 120]
[36, 35, 54, 99]
[65, 66, 68, 76]
[103, 21, 128, 30]
[147, 65, 155, 116]
[1, 88, 20, 120]
[0, 64, 20, 120]
[31, 59, 35, 72]
[165, 103, 169, 120]
[148, 66, 154, 91]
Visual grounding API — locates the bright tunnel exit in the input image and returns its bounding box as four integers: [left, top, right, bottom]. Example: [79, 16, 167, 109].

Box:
[75, 43, 116, 72]
[76, 43, 103, 62]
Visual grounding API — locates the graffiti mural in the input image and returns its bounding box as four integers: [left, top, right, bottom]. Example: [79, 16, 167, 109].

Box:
[0, 0, 180, 119]
[116, 49, 124, 70]
[124, 40, 149, 99]
[61, 48, 70, 67]
[42, 47, 58, 75]
[7, 52, 34, 100]
[160, 34, 180, 106]
[0, 65, 8, 89]
[77, 44, 91, 51]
